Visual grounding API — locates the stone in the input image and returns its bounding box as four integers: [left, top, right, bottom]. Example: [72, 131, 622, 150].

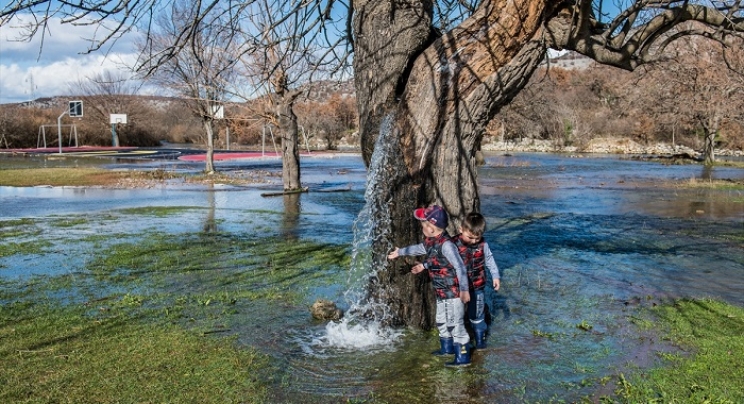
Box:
[310, 299, 343, 320]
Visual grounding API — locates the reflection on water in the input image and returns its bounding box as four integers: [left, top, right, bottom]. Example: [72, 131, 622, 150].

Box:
[1, 152, 744, 402]
[282, 193, 301, 239]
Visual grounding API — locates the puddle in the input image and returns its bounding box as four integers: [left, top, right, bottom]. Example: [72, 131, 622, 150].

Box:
[1, 152, 743, 402]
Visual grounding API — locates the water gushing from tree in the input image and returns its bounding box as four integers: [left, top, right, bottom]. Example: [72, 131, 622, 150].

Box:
[322, 115, 404, 348]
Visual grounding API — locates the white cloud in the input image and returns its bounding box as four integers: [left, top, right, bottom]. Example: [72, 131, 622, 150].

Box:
[0, 15, 142, 103]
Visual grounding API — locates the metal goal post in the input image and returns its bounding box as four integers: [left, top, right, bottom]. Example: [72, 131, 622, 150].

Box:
[38, 124, 78, 148]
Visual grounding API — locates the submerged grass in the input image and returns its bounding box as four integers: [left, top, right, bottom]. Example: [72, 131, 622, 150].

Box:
[602, 299, 744, 403]
[0, 218, 41, 240]
[117, 206, 204, 216]
[0, 211, 352, 403]
[3, 176, 742, 402]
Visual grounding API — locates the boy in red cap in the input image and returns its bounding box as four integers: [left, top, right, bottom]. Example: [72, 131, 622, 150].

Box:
[387, 205, 472, 367]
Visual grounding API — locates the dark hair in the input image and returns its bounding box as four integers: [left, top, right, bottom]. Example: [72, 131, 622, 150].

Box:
[461, 212, 486, 237]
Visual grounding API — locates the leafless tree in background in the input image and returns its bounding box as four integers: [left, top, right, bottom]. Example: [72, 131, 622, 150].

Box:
[238, 0, 325, 191]
[637, 31, 744, 165]
[137, 1, 247, 174]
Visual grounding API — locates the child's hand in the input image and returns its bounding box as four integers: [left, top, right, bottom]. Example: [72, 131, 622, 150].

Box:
[411, 263, 424, 274]
[387, 248, 400, 260]
[493, 278, 501, 291]
[460, 290, 470, 304]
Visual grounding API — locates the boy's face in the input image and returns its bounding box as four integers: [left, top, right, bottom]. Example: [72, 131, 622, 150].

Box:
[420, 220, 442, 238]
[459, 228, 481, 245]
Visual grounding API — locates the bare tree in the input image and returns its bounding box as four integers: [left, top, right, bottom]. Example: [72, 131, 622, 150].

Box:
[138, 2, 245, 174]
[637, 32, 744, 164]
[3, 0, 742, 327]
[237, 0, 345, 190]
[681, 35, 744, 165]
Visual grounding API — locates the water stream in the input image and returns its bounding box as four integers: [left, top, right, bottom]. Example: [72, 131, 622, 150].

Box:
[2, 151, 743, 402]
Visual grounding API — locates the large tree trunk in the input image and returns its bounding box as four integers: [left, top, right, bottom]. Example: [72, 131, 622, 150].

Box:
[701, 115, 719, 166]
[278, 99, 301, 190]
[271, 69, 302, 191]
[353, 0, 556, 328]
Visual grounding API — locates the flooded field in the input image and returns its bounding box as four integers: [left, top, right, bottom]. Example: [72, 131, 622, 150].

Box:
[1, 152, 743, 403]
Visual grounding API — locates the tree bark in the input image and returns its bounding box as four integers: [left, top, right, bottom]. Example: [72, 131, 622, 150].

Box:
[701, 115, 719, 166]
[271, 69, 302, 191]
[354, 0, 555, 328]
[203, 118, 215, 174]
[278, 99, 301, 190]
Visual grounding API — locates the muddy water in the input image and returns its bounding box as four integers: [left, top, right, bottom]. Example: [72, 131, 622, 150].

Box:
[1, 152, 743, 403]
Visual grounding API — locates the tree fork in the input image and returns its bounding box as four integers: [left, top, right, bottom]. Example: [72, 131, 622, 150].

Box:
[355, 0, 557, 327]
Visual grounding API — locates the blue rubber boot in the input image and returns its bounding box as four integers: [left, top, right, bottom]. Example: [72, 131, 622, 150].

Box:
[445, 343, 472, 367]
[432, 337, 455, 356]
[474, 330, 487, 349]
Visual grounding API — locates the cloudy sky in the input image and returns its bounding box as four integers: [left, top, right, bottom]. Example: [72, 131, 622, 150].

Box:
[0, 11, 585, 106]
[0, 15, 142, 104]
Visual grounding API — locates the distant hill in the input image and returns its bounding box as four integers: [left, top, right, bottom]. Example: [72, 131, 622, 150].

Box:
[543, 51, 594, 70]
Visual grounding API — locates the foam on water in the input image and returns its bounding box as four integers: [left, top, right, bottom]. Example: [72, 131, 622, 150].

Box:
[320, 319, 403, 350]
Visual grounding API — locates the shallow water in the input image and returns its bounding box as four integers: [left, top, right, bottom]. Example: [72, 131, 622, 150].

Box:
[1, 152, 744, 403]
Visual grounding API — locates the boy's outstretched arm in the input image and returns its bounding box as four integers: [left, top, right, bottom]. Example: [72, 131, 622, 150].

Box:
[387, 248, 400, 259]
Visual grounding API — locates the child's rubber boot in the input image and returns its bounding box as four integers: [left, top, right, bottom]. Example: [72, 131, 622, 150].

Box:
[474, 330, 487, 349]
[432, 337, 455, 356]
[445, 343, 471, 367]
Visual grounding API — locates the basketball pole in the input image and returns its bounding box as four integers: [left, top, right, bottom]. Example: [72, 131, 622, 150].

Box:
[57, 110, 68, 154]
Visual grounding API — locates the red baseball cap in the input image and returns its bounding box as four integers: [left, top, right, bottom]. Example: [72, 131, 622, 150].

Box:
[413, 205, 448, 229]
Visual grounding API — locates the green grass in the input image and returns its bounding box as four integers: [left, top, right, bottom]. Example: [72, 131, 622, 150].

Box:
[0, 167, 184, 187]
[604, 299, 744, 403]
[116, 206, 203, 216]
[0, 239, 51, 257]
[0, 167, 133, 186]
[679, 177, 744, 191]
[0, 218, 41, 240]
[0, 221, 353, 403]
[0, 302, 270, 403]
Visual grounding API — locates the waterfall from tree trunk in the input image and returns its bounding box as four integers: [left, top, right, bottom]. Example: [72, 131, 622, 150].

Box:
[323, 114, 405, 347]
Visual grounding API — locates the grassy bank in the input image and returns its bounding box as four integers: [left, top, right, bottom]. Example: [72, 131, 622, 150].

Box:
[603, 299, 744, 403]
[0, 167, 274, 187]
[0, 167, 174, 187]
[0, 302, 270, 403]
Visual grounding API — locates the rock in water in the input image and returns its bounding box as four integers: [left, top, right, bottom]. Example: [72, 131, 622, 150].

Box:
[310, 299, 343, 320]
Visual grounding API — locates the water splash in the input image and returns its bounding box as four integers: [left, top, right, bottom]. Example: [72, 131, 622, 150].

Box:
[321, 114, 404, 349]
